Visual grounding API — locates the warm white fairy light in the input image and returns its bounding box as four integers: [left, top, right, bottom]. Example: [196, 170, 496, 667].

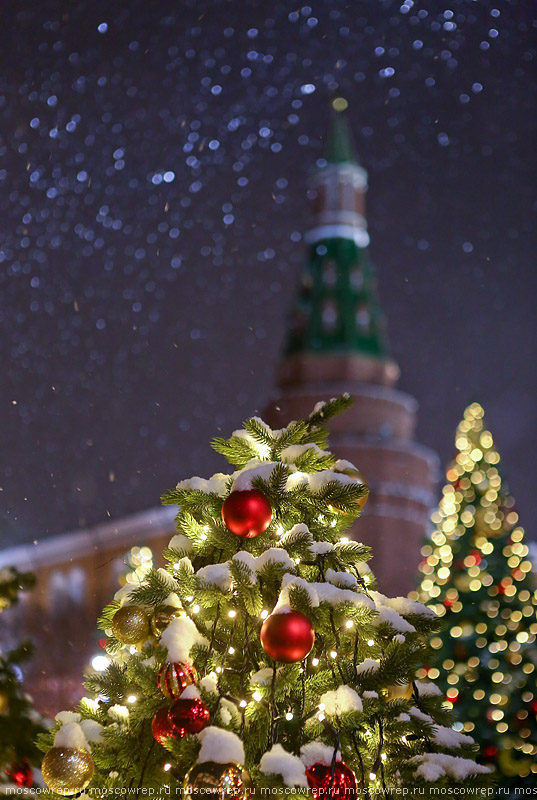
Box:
[252, 691, 262, 702]
[312, 657, 320, 667]
[228, 647, 235, 654]
[340, 537, 349, 543]
[317, 711, 325, 721]
[129, 646, 137, 654]
[200, 533, 208, 541]
[367, 639, 375, 647]
[330, 650, 338, 659]
[228, 609, 237, 618]
[127, 695, 137, 704]
[345, 620, 354, 628]
[260, 609, 269, 619]
[285, 712, 293, 721]
[369, 773, 376, 781]
[216, 667, 222, 674]
[239, 700, 247, 708]
[91, 655, 110, 672]
[318, 703, 325, 711]
[192, 604, 200, 614]
[186, 595, 194, 602]
[381, 753, 387, 762]
[163, 763, 172, 772]
[276, 525, 284, 536]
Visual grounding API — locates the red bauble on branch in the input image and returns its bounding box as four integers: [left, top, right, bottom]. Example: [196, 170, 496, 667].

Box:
[151, 707, 175, 745]
[6, 760, 33, 788]
[260, 610, 315, 663]
[306, 761, 358, 800]
[158, 661, 198, 698]
[168, 697, 210, 737]
[221, 489, 272, 538]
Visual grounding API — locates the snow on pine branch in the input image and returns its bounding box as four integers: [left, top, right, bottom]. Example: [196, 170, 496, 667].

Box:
[260, 744, 308, 788]
[196, 727, 245, 766]
[160, 616, 208, 664]
[319, 684, 363, 715]
[411, 753, 491, 782]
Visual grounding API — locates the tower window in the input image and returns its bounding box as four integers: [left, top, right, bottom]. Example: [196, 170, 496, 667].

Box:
[322, 260, 338, 287]
[355, 304, 370, 332]
[350, 267, 364, 290]
[322, 299, 338, 331]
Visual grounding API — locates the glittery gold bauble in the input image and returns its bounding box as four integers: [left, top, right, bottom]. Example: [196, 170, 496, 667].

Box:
[151, 605, 182, 637]
[41, 747, 94, 796]
[0, 691, 9, 715]
[111, 605, 150, 645]
[184, 761, 252, 800]
[384, 681, 413, 701]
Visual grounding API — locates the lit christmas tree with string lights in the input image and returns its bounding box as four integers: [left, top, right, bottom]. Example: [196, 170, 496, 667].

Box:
[38, 398, 492, 798]
[413, 402, 537, 785]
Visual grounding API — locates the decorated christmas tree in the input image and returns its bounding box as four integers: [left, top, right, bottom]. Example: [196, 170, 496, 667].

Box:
[413, 402, 537, 785]
[0, 567, 46, 789]
[39, 398, 491, 798]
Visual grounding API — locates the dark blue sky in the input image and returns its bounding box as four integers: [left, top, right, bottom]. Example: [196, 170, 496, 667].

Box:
[1, 0, 536, 547]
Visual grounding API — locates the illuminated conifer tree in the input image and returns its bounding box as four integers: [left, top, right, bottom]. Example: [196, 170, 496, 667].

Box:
[0, 568, 46, 789]
[38, 399, 492, 798]
[413, 402, 537, 785]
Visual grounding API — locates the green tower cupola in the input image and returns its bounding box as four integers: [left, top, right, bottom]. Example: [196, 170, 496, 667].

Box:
[285, 103, 391, 367]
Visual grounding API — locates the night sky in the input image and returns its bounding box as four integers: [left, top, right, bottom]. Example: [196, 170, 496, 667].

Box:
[1, 0, 536, 548]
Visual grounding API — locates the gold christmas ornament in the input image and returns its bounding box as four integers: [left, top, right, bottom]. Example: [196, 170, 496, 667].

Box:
[111, 605, 150, 645]
[151, 604, 182, 637]
[384, 681, 414, 701]
[184, 761, 252, 800]
[41, 747, 94, 796]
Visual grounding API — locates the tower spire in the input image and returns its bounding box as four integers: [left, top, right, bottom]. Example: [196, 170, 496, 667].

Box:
[285, 100, 393, 374]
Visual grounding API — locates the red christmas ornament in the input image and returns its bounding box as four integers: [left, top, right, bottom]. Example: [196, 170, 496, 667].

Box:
[260, 611, 315, 663]
[158, 661, 198, 698]
[151, 707, 175, 745]
[6, 760, 33, 788]
[168, 697, 210, 737]
[221, 489, 272, 538]
[306, 761, 357, 800]
[483, 746, 498, 759]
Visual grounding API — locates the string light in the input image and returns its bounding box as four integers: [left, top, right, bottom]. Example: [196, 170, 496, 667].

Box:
[285, 712, 293, 721]
[228, 609, 236, 618]
[192, 604, 200, 614]
[239, 700, 247, 708]
[91, 655, 110, 672]
[260, 609, 269, 619]
[228, 647, 235, 654]
[127, 695, 137, 704]
[345, 620, 354, 628]
[252, 691, 262, 702]
[163, 764, 172, 772]
[311, 657, 320, 666]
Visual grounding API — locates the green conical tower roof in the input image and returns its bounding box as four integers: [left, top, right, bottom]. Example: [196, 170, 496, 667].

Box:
[285, 104, 390, 362]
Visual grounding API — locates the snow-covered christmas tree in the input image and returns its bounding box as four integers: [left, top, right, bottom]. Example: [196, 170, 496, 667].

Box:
[39, 397, 492, 797]
[413, 402, 537, 786]
[0, 567, 46, 790]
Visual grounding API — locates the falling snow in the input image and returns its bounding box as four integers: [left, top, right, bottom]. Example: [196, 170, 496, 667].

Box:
[0, 1, 535, 545]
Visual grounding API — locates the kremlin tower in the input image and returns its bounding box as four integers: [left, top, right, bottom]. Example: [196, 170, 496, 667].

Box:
[267, 105, 439, 595]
